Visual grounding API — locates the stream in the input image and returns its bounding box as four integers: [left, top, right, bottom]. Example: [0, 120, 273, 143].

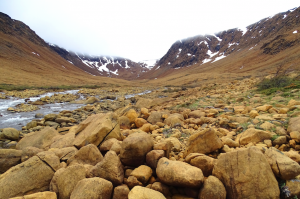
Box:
[0, 90, 151, 130]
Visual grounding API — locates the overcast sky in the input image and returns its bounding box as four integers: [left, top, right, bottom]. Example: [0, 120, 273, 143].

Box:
[0, 0, 299, 62]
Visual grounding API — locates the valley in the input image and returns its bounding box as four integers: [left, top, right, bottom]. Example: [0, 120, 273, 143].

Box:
[1, 5, 300, 199]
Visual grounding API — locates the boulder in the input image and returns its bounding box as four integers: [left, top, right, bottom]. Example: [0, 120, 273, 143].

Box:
[185, 153, 216, 177]
[89, 151, 124, 186]
[264, 148, 300, 180]
[146, 150, 165, 169]
[272, 136, 287, 146]
[130, 165, 153, 184]
[120, 132, 154, 166]
[290, 131, 300, 143]
[44, 114, 58, 121]
[84, 96, 98, 104]
[125, 176, 143, 189]
[237, 128, 273, 145]
[72, 112, 121, 148]
[287, 117, 300, 132]
[2, 128, 19, 141]
[125, 109, 138, 124]
[198, 176, 226, 199]
[185, 128, 223, 156]
[50, 164, 86, 199]
[156, 157, 204, 188]
[221, 137, 239, 148]
[164, 113, 184, 127]
[50, 132, 75, 149]
[67, 144, 103, 166]
[135, 118, 148, 128]
[188, 110, 205, 118]
[212, 147, 280, 199]
[26, 121, 37, 130]
[70, 177, 113, 199]
[147, 111, 163, 124]
[16, 127, 59, 150]
[10, 191, 57, 199]
[0, 149, 22, 173]
[112, 184, 130, 199]
[0, 153, 59, 199]
[128, 186, 166, 199]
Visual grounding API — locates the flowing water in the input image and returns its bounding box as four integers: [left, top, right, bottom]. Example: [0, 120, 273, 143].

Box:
[0, 90, 152, 130]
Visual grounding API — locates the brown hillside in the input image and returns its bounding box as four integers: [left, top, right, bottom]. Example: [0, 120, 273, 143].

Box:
[0, 13, 131, 87]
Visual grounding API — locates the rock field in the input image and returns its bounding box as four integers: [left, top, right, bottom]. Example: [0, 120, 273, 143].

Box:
[1, 77, 300, 199]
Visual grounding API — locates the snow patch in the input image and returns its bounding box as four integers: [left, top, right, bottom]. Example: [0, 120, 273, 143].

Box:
[125, 60, 130, 69]
[249, 47, 253, 50]
[110, 69, 118, 75]
[293, 30, 298, 34]
[155, 66, 160, 70]
[139, 59, 157, 69]
[187, 53, 191, 56]
[168, 62, 171, 65]
[67, 61, 74, 65]
[32, 52, 40, 56]
[211, 54, 226, 63]
[239, 27, 248, 36]
[62, 65, 65, 68]
[283, 14, 287, 19]
[207, 50, 218, 58]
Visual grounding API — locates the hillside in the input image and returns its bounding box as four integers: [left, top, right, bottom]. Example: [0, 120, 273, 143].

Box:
[0, 12, 131, 87]
[140, 7, 300, 84]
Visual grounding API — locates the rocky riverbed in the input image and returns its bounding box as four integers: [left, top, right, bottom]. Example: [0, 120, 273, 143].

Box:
[1, 78, 300, 199]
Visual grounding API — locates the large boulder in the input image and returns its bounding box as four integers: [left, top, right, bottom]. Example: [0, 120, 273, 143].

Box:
[67, 144, 103, 166]
[0, 149, 22, 173]
[198, 176, 226, 199]
[156, 157, 204, 188]
[185, 128, 223, 156]
[72, 112, 121, 148]
[212, 147, 280, 199]
[89, 151, 124, 186]
[237, 128, 273, 145]
[0, 152, 60, 199]
[70, 177, 113, 199]
[50, 132, 75, 149]
[16, 127, 59, 150]
[50, 164, 86, 199]
[10, 191, 57, 199]
[128, 186, 166, 199]
[2, 128, 20, 140]
[287, 117, 300, 132]
[264, 148, 300, 180]
[120, 132, 154, 166]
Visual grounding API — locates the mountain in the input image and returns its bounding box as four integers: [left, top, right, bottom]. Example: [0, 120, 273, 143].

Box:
[0, 12, 130, 87]
[141, 7, 300, 80]
[49, 44, 154, 80]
